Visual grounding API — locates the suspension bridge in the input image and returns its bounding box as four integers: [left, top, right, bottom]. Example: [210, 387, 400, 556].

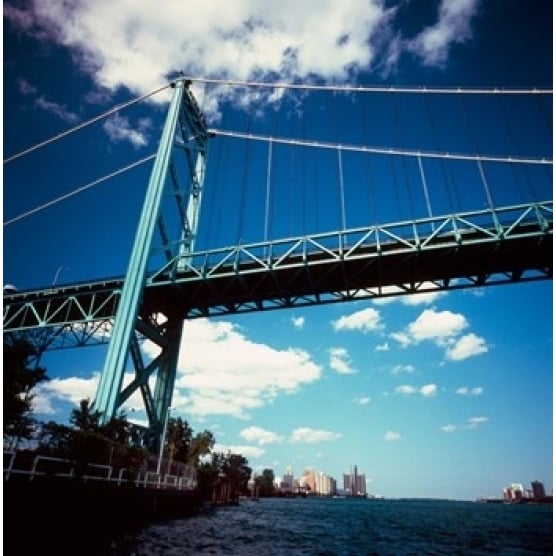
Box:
[3, 77, 552, 448]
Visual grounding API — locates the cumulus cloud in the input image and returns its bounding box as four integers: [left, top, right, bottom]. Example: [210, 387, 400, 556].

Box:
[390, 308, 488, 361]
[354, 396, 371, 405]
[143, 318, 321, 419]
[291, 316, 305, 330]
[332, 307, 382, 333]
[5, 0, 482, 120]
[441, 416, 488, 433]
[213, 443, 265, 459]
[445, 333, 488, 361]
[401, 289, 446, 306]
[384, 430, 401, 441]
[375, 342, 390, 352]
[395, 383, 437, 397]
[391, 364, 414, 375]
[408, 0, 480, 66]
[291, 427, 342, 443]
[456, 386, 483, 396]
[102, 113, 151, 148]
[33, 374, 100, 415]
[467, 416, 488, 429]
[420, 383, 437, 397]
[329, 347, 356, 374]
[240, 426, 283, 445]
[4, 1, 389, 101]
[407, 308, 468, 343]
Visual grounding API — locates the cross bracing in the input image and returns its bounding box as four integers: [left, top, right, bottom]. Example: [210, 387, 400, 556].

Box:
[4, 199, 552, 339]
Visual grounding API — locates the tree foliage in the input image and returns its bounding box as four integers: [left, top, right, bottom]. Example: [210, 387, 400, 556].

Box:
[4, 339, 49, 447]
[255, 468, 276, 497]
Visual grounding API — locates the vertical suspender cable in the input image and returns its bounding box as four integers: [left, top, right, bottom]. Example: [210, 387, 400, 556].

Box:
[476, 158, 495, 210]
[417, 155, 434, 232]
[338, 147, 346, 232]
[264, 139, 273, 243]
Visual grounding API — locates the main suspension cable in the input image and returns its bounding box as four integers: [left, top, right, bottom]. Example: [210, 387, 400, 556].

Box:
[209, 129, 552, 165]
[4, 83, 171, 164]
[186, 76, 552, 95]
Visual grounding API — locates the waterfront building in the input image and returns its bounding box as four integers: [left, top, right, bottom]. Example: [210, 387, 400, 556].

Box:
[343, 465, 366, 497]
[301, 469, 316, 493]
[503, 483, 525, 502]
[315, 472, 337, 496]
[531, 481, 546, 500]
[279, 467, 295, 493]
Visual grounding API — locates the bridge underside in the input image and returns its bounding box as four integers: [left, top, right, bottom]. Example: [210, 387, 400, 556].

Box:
[3, 202, 552, 351]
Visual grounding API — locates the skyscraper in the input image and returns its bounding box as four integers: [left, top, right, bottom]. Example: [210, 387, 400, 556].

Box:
[343, 465, 366, 496]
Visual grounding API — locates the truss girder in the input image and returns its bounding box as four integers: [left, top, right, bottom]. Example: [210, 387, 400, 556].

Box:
[4, 201, 552, 334]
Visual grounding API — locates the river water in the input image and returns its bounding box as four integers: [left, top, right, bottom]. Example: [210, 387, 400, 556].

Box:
[119, 497, 552, 555]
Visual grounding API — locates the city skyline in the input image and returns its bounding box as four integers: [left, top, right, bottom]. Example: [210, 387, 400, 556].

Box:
[3, 0, 552, 501]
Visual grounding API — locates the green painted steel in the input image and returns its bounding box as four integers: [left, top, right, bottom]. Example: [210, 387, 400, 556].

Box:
[92, 78, 211, 432]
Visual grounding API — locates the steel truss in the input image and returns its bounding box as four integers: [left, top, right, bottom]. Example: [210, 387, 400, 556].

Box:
[5, 199, 552, 333]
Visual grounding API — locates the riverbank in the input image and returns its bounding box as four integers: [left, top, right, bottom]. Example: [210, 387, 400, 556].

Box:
[4, 475, 203, 554]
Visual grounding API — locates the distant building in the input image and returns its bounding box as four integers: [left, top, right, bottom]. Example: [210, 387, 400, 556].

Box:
[504, 483, 525, 502]
[279, 467, 295, 493]
[343, 465, 366, 496]
[301, 469, 316, 493]
[531, 481, 546, 500]
[315, 472, 337, 496]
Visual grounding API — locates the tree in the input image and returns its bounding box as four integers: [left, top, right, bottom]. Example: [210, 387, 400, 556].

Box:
[69, 398, 102, 433]
[4, 338, 49, 448]
[187, 430, 215, 467]
[255, 468, 276, 497]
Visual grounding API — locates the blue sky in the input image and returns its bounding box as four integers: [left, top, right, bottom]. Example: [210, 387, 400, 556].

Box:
[3, 0, 553, 500]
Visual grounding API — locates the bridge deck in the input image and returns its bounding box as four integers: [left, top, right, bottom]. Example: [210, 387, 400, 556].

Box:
[4, 214, 552, 332]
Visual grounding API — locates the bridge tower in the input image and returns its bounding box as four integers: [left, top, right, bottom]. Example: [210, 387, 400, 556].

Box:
[93, 78, 211, 445]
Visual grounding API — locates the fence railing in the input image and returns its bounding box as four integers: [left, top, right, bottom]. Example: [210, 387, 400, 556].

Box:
[3, 451, 197, 490]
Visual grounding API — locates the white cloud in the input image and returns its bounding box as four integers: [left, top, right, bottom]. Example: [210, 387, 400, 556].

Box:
[354, 396, 371, 405]
[329, 346, 356, 374]
[420, 383, 437, 397]
[391, 308, 487, 362]
[143, 318, 321, 419]
[291, 427, 342, 443]
[395, 385, 416, 395]
[408, 0, 480, 66]
[446, 333, 488, 361]
[213, 443, 265, 459]
[5, 1, 391, 103]
[332, 307, 382, 333]
[407, 308, 468, 343]
[384, 430, 401, 441]
[34, 96, 79, 123]
[291, 316, 305, 330]
[441, 416, 488, 433]
[391, 364, 414, 375]
[375, 342, 390, 352]
[467, 416, 488, 429]
[401, 289, 446, 306]
[456, 386, 484, 396]
[395, 383, 437, 397]
[33, 374, 100, 415]
[240, 426, 283, 445]
[102, 113, 151, 148]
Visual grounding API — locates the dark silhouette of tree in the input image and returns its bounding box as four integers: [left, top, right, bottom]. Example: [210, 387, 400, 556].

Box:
[4, 338, 49, 448]
[188, 430, 215, 467]
[69, 398, 102, 433]
[255, 468, 276, 497]
[163, 417, 214, 469]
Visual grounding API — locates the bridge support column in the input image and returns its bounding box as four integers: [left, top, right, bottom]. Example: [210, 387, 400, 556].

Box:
[94, 80, 186, 425]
